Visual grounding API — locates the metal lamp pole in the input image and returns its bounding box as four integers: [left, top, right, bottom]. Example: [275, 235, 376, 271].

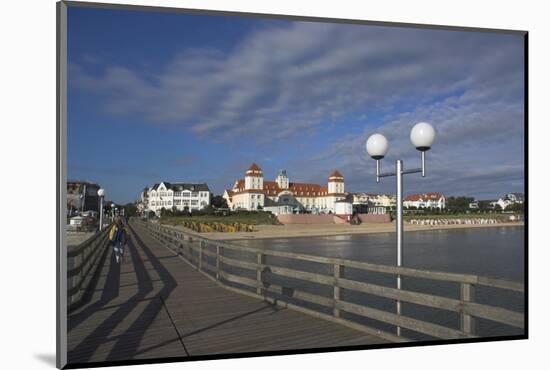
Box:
[366, 122, 436, 337]
[97, 188, 105, 231]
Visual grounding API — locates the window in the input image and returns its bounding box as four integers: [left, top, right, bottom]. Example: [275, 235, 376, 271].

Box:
[174, 199, 181, 205]
[183, 192, 190, 197]
[191, 200, 198, 206]
[167, 201, 172, 206]
[174, 191, 181, 197]
[191, 192, 199, 197]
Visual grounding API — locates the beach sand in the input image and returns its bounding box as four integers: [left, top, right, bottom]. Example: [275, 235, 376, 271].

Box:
[162, 221, 524, 241]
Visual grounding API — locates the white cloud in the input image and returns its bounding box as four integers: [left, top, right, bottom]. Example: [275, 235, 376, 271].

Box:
[70, 20, 524, 197]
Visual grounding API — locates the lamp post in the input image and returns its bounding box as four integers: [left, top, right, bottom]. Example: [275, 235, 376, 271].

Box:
[97, 188, 105, 231]
[111, 203, 116, 222]
[366, 122, 436, 337]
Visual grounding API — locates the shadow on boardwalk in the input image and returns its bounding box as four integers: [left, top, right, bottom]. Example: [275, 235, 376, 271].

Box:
[68, 222, 182, 363]
[67, 220, 386, 365]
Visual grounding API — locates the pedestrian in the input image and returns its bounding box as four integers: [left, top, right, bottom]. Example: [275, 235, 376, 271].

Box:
[109, 217, 128, 263]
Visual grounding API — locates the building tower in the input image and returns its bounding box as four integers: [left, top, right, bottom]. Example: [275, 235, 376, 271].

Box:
[276, 169, 289, 189]
[328, 170, 344, 194]
[244, 163, 264, 190]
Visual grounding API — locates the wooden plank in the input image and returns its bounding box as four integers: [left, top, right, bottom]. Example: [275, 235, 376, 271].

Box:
[219, 270, 258, 289]
[464, 301, 524, 329]
[336, 300, 474, 340]
[461, 283, 475, 335]
[338, 277, 463, 312]
[202, 249, 217, 258]
[256, 253, 265, 295]
[265, 283, 333, 308]
[268, 265, 334, 286]
[477, 276, 524, 292]
[219, 255, 257, 271]
[333, 264, 344, 317]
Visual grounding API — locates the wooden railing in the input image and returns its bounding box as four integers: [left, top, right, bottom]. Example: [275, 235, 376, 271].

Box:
[139, 220, 524, 343]
[67, 224, 112, 311]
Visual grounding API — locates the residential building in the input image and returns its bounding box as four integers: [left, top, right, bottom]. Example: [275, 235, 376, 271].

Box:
[370, 194, 396, 208]
[223, 163, 347, 215]
[469, 201, 479, 209]
[404, 192, 446, 209]
[350, 192, 378, 205]
[496, 192, 524, 210]
[67, 180, 101, 214]
[145, 182, 211, 215]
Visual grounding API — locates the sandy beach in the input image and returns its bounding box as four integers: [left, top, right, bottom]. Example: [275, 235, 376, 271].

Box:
[162, 221, 524, 241]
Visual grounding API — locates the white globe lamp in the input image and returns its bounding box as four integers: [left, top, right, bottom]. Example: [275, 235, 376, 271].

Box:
[97, 188, 105, 197]
[366, 133, 389, 160]
[410, 122, 436, 151]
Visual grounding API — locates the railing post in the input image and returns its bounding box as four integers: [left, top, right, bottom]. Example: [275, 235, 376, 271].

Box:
[256, 253, 266, 295]
[216, 245, 221, 280]
[461, 283, 476, 335]
[198, 240, 203, 271]
[333, 264, 344, 317]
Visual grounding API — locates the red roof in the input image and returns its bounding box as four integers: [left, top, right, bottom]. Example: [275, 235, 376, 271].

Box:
[231, 179, 332, 197]
[248, 163, 262, 171]
[405, 194, 422, 201]
[329, 170, 343, 178]
[405, 192, 445, 201]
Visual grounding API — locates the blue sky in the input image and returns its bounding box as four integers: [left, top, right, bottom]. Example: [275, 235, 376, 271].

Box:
[67, 6, 525, 204]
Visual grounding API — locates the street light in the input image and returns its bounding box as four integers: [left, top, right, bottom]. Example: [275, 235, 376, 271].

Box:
[366, 122, 436, 336]
[97, 188, 105, 231]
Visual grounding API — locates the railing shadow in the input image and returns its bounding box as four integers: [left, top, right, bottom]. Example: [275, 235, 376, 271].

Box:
[105, 222, 181, 361]
[67, 240, 117, 331]
[68, 220, 179, 363]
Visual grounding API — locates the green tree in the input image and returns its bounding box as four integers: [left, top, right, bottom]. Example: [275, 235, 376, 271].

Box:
[507, 203, 524, 213]
[211, 195, 228, 209]
[478, 200, 493, 211]
[123, 203, 138, 217]
[447, 196, 475, 213]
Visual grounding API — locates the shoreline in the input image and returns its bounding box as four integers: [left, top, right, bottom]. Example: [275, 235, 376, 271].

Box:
[161, 221, 524, 242]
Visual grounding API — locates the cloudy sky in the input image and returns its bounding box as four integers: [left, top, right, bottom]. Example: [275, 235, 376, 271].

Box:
[67, 6, 525, 204]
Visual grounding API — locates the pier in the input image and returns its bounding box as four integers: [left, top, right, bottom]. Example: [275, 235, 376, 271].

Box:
[66, 219, 524, 365]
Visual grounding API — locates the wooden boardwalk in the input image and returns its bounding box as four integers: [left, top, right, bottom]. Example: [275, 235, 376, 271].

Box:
[67, 220, 387, 364]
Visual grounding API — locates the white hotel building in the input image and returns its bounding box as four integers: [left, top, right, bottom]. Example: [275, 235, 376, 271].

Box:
[144, 182, 212, 215]
[223, 163, 347, 215]
[403, 192, 446, 209]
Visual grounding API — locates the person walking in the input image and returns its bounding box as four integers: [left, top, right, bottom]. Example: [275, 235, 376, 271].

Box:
[109, 217, 128, 263]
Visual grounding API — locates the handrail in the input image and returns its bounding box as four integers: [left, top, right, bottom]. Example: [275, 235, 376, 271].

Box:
[148, 221, 523, 292]
[67, 223, 113, 311]
[139, 219, 524, 342]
